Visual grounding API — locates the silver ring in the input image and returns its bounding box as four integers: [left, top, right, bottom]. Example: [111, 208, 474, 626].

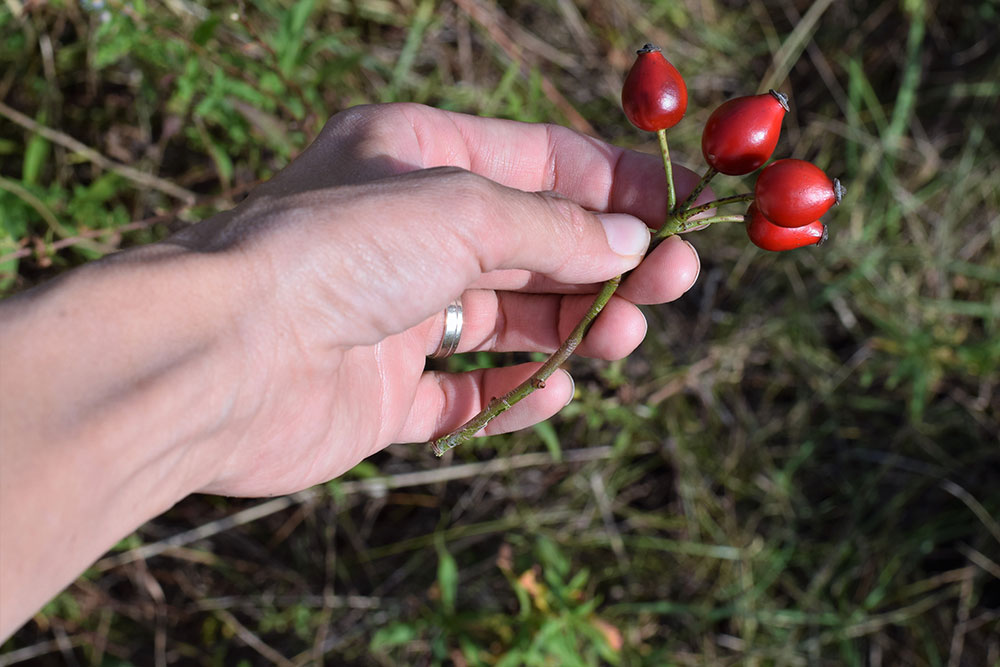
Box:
[429, 298, 463, 359]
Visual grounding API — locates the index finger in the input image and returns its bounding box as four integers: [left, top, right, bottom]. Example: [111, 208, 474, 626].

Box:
[317, 103, 713, 226]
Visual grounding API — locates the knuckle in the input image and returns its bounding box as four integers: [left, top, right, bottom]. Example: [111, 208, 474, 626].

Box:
[319, 104, 375, 137]
[523, 193, 593, 278]
[540, 192, 591, 243]
[322, 102, 421, 133]
[443, 169, 498, 222]
[422, 168, 497, 270]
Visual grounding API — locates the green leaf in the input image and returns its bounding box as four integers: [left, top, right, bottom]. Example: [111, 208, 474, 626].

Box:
[93, 14, 138, 69]
[111, 533, 143, 551]
[459, 636, 487, 667]
[495, 649, 527, 667]
[532, 421, 562, 462]
[536, 535, 570, 579]
[566, 568, 590, 594]
[204, 136, 234, 185]
[345, 461, 379, 479]
[578, 617, 622, 665]
[288, 0, 316, 40]
[371, 621, 418, 650]
[386, 0, 436, 100]
[22, 131, 49, 186]
[277, 0, 316, 75]
[0, 237, 18, 293]
[192, 15, 220, 46]
[72, 172, 123, 206]
[436, 538, 458, 615]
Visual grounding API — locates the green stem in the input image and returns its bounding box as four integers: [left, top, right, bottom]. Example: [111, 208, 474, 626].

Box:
[657, 129, 676, 214]
[649, 213, 746, 253]
[680, 192, 754, 221]
[431, 275, 622, 457]
[673, 166, 718, 216]
[676, 214, 746, 232]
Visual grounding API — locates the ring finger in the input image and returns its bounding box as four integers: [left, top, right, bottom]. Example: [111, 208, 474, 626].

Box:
[423, 289, 646, 360]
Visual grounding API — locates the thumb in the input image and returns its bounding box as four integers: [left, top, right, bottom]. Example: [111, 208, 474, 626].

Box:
[320, 167, 650, 342]
[426, 168, 651, 281]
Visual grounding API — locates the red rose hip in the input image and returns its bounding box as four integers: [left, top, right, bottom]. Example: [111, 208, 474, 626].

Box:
[745, 202, 827, 251]
[701, 90, 789, 175]
[621, 44, 688, 132]
[754, 158, 844, 227]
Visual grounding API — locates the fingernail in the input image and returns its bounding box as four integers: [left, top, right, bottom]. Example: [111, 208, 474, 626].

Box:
[560, 369, 576, 406]
[683, 240, 701, 288]
[598, 213, 650, 257]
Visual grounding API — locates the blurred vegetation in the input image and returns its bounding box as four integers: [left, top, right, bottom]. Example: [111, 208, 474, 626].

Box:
[1, 0, 998, 664]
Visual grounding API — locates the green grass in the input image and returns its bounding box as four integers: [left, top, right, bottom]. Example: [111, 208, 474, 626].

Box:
[2, 0, 998, 665]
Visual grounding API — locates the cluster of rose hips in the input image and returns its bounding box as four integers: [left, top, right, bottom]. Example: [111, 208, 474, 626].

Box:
[621, 44, 843, 251]
[428, 43, 846, 456]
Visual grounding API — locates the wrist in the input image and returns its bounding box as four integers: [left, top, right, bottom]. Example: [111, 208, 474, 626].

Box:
[85, 241, 261, 493]
[0, 241, 256, 637]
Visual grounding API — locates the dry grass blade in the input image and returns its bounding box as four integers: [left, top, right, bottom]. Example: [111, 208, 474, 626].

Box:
[92, 492, 313, 572]
[0, 637, 84, 667]
[94, 445, 654, 571]
[452, 0, 597, 135]
[0, 101, 196, 204]
[214, 609, 294, 667]
[939, 479, 1000, 547]
[946, 569, 976, 667]
[757, 0, 836, 93]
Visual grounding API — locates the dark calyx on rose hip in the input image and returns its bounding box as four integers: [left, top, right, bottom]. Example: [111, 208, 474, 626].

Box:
[745, 202, 827, 251]
[701, 90, 789, 175]
[621, 43, 688, 132]
[754, 158, 844, 228]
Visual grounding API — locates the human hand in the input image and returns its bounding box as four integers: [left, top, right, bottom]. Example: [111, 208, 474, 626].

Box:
[176, 103, 709, 497]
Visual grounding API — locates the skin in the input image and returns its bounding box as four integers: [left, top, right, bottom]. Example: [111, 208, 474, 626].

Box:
[0, 103, 708, 640]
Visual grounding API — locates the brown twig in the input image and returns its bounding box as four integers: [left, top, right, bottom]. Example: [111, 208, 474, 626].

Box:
[431, 275, 622, 455]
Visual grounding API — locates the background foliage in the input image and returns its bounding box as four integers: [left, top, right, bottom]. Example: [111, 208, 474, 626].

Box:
[1, 0, 998, 664]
